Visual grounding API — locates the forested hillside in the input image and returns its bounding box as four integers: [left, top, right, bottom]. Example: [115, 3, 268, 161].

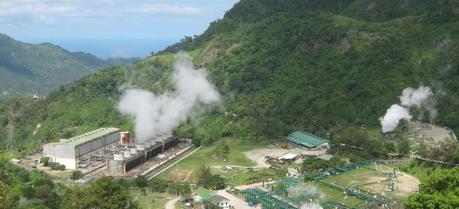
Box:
[0, 34, 137, 101]
[1, 0, 459, 154]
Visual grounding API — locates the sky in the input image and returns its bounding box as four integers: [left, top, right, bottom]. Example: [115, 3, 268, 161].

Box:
[0, 0, 238, 58]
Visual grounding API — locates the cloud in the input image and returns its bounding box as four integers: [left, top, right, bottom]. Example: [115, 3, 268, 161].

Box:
[0, 0, 206, 24]
[138, 3, 204, 15]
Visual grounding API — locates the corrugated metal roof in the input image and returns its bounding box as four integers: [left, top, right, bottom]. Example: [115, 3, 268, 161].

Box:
[208, 195, 229, 203]
[287, 131, 327, 148]
[60, 127, 120, 146]
[195, 187, 215, 201]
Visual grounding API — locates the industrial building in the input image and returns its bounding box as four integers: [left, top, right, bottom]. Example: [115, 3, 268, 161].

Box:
[38, 126, 194, 179]
[287, 131, 329, 150]
[107, 136, 179, 174]
[194, 187, 230, 209]
[43, 127, 121, 169]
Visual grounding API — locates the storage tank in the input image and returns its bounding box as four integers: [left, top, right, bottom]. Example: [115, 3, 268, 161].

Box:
[113, 154, 124, 161]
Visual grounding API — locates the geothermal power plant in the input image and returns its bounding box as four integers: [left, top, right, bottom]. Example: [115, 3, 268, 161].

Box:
[42, 127, 190, 176]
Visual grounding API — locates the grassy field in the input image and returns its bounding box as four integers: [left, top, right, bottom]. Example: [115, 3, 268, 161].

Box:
[318, 163, 420, 202]
[213, 167, 285, 186]
[310, 182, 365, 207]
[159, 138, 268, 183]
[322, 167, 386, 188]
[131, 191, 174, 209]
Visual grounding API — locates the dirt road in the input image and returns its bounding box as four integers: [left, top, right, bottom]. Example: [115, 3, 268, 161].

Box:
[165, 196, 180, 209]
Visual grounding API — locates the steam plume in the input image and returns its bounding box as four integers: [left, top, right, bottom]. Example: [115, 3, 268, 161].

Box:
[117, 52, 220, 142]
[301, 203, 323, 209]
[380, 104, 412, 133]
[380, 86, 433, 133]
[400, 86, 433, 107]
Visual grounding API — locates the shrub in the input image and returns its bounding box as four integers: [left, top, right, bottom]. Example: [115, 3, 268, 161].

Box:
[39, 157, 49, 166]
[48, 162, 65, 170]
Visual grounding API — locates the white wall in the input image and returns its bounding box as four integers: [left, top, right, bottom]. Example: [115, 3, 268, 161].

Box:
[55, 157, 76, 169]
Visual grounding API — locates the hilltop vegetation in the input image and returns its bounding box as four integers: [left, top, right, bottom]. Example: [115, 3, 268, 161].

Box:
[2, 0, 459, 154]
[0, 34, 137, 101]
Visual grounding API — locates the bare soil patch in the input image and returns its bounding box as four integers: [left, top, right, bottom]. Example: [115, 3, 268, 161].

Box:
[394, 172, 420, 198]
[244, 148, 290, 168]
[169, 170, 192, 182]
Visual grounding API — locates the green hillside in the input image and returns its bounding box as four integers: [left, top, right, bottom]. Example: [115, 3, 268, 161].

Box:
[1, 0, 459, 154]
[0, 33, 137, 101]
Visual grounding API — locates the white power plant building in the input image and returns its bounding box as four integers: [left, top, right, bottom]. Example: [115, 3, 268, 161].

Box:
[43, 127, 121, 169]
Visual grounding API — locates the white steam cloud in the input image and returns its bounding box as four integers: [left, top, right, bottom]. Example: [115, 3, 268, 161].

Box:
[380, 86, 434, 133]
[289, 185, 324, 209]
[380, 104, 412, 133]
[400, 86, 433, 107]
[301, 203, 323, 209]
[288, 185, 324, 199]
[117, 52, 220, 142]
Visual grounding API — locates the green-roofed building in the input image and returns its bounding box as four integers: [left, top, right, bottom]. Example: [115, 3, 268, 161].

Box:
[194, 187, 216, 201]
[43, 127, 121, 169]
[287, 131, 329, 149]
[194, 188, 230, 209]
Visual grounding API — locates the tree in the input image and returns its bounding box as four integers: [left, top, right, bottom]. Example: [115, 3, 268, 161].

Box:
[149, 179, 168, 193]
[70, 170, 82, 181]
[88, 176, 139, 209]
[133, 176, 148, 188]
[206, 175, 226, 190]
[198, 166, 212, 182]
[405, 167, 459, 209]
[197, 166, 226, 190]
[35, 184, 59, 209]
[398, 138, 411, 156]
[222, 142, 230, 155]
[60, 186, 90, 209]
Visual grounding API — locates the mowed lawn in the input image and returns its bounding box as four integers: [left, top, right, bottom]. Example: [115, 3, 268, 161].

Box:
[309, 182, 365, 207]
[213, 167, 286, 186]
[322, 167, 385, 188]
[131, 191, 175, 209]
[159, 138, 267, 183]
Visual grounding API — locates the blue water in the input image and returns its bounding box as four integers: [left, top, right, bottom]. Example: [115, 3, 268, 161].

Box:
[27, 38, 179, 59]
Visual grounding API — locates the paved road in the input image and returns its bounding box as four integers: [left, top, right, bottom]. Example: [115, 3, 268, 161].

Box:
[165, 196, 180, 209]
